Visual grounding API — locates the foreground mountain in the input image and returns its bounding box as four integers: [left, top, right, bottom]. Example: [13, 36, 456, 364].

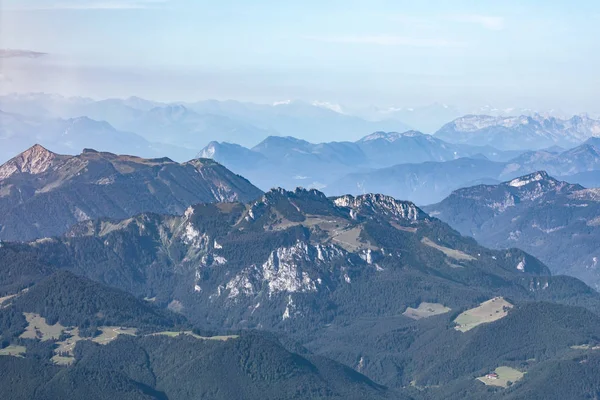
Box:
[200, 131, 521, 191]
[424, 171, 600, 289]
[0, 272, 391, 400]
[2, 186, 600, 398]
[0, 145, 262, 241]
[436, 114, 600, 150]
[0, 110, 196, 164]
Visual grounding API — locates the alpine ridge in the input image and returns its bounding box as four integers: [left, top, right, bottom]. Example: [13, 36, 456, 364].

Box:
[4, 186, 600, 396]
[435, 114, 600, 150]
[0, 145, 263, 241]
[425, 171, 600, 289]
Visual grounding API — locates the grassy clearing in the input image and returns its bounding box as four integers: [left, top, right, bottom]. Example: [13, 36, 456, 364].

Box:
[51, 326, 137, 365]
[454, 297, 513, 332]
[153, 331, 239, 341]
[52, 355, 76, 365]
[54, 328, 81, 355]
[92, 327, 137, 344]
[390, 221, 417, 233]
[20, 313, 65, 341]
[17, 317, 138, 366]
[0, 345, 26, 358]
[445, 259, 465, 269]
[477, 366, 525, 388]
[52, 328, 82, 365]
[98, 219, 136, 237]
[331, 226, 378, 252]
[421, 237, 476, 261]
[0, 294, 16, 307]
[403, 303, 451, 320]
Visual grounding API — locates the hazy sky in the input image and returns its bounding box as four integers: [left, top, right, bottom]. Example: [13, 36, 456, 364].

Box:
[1, 0, 599, 112]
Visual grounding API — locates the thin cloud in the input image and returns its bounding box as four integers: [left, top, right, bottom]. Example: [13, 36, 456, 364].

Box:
[390, 14, 505, 31]
[5, 0, 169, 10]
[450, 15, 505, 31]
[0, 49, 47, 59]
[305, 35, 466, 48]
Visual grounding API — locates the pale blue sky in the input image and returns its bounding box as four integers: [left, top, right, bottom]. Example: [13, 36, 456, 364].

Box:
[1, 0, 599, 112]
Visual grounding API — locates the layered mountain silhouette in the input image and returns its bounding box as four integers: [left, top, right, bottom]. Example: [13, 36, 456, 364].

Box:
[200, 131, 521, 192]
[436, 114, 600, 150]
[0, 145, 262, 241]
[426, 171, 600, 289]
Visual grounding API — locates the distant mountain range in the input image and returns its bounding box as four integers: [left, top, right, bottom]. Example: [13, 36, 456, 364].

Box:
[326, 157, 508, 205]
[0, 110, 197, 163]
[3, 93, 600, 160]
[0, 93, 413, 147]
[198, 130, 600, 205]
[436, 114, 600, 150]
[425, 171, 600, 289]
[200, 131, 522, 192]
[326, 138, 600, 204]
[0, 145, 262, 241]
[507, 137, 600, 177]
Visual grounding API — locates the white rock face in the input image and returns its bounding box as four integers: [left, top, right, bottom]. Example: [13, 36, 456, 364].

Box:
[529, 278, 550, 291]
[509, 172, 547, 188]
[0, 144, 59, 179]
[73, 207, 90, 222]
[570, 188, 600, 202]
[516, 258, 526, 272]
[282, 295, 295, 320]
[226, 271, 256, 299]
[490, 193, 516, 212]
[225, 242, 350, 299]
[262, 242, 319, 295]
[334, 193, 423, 221]
[182, 223, 210, 249]
[213, 256, 227, 265]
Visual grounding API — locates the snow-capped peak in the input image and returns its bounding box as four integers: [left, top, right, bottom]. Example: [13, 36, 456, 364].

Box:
[199, 142, 218, 159]
[507, 171, 551, 188]
[273, 100, 293, 106]
[359, 131, 424, 142]
[311, 101, 345, 114]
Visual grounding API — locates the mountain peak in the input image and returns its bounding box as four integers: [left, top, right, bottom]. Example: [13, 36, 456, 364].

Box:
[261, 187, 329, 203]
[506, 171, 553, 188]
[333, 193, 427, 221]
[0, 144, 61, 180]
[358, 130, 424, 142]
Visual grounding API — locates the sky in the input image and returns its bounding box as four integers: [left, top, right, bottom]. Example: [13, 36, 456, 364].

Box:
[1, 0, 600, 113]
